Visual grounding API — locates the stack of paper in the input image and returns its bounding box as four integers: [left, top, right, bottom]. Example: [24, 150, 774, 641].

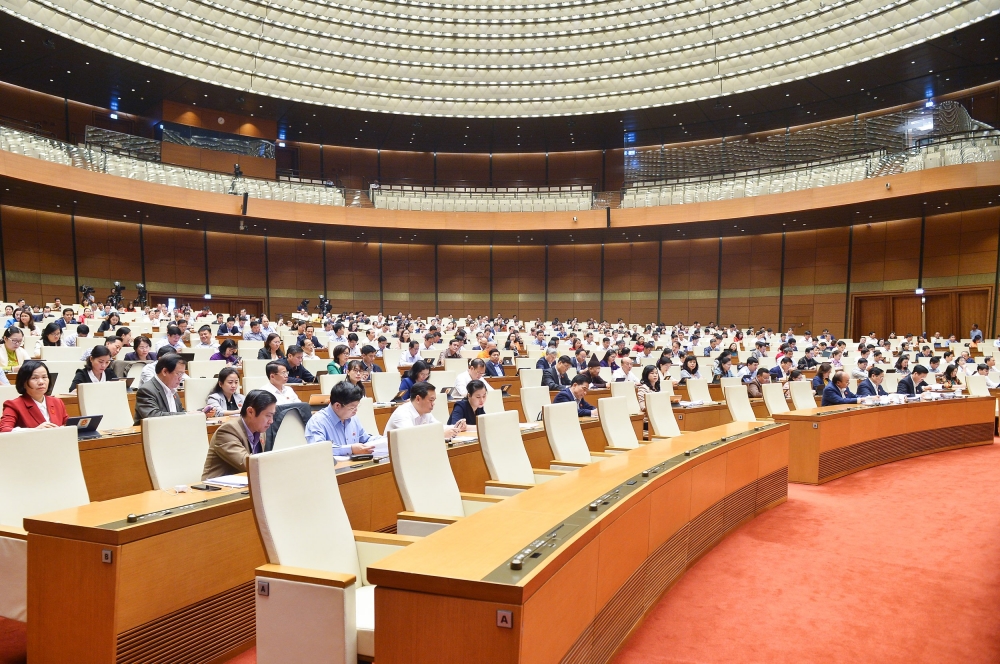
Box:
[204, 475, 249, 489]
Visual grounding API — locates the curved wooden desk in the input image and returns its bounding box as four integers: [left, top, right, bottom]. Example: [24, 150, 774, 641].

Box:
[771, 396, 995, 484]
[368, 421, 790, 663]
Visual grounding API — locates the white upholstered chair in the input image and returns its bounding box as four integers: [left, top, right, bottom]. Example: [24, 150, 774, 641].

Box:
[356, 397, 379, 435]
[788, 380, 818, 409]
[477, 410, 563, 496]
[182, 377, 216, 412]
[610, 381, 641, 415]
[388, 422, 503, 536]
[762, 383, 790, 416]
[0, 384, 20, 406]
[320, 373, 348, 394]
[724, 385, 759, 422]
[598, 396, 642, 450]
[483, 388, 504, 414]
[370, 372, 400, 403]
[542, 401, 615, 470]
[251, 442, 418, 664]
[142, 412, 210, 489]
[519, 368, 543, 388]
[77, 380, 134, 430]
[685, 378, 713, 402]
[43, 360, 83, 394]
[520, 385, 551, 423]
[188, 360, 227, 378]
[0, 427, 90, 621]
[646, 392, 683, 438]
[270, 409, 308, 452]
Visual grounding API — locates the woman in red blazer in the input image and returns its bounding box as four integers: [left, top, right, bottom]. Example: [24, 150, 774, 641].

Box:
[1, 360, 68, 432]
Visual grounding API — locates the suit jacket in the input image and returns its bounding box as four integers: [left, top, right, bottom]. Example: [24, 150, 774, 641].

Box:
[856, 379, 888, 398]
[821, 383, 858, 406]
[553, 388, 596, 417]
[134, 377, 185, 424]
[543, 367, 571, 391]
[69, 367, 118, 393]
[746, 379, 765, 399]
[896, 375, 927, 396]
[768, 366, 790, 383]
[484, 361, 505, 377]
[448, 398, 484, 427]
[202, 418, 255, 480]
[0, 394, 68, 432]
[797, 356, 819, 370]
[535, 358, 554, 370]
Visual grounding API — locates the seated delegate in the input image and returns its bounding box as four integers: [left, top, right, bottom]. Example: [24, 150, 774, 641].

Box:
[202, 390, 278, 479]
[0, 360, 68, 432]
[448, 379, 488, 427]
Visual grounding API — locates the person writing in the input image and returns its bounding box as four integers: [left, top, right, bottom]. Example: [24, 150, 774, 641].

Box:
[201, 390, 277, 479]
[279, 345, 316, 384]
[384, 381, 465, 437]
[453, 359, 494, 398]
[69, 344, 116, 392]
[821, 370, 861, 406]
[448, 379, 488, 427]
[205, 367, 245, 415]
[584, 356, 608, 387]
[897, 365, 932, 396]
[812, 362, 832, 396]
[856, 366, 889, 398]
[305, 381, 381, 456]
[210, 339, 241, 366]
[553, 374, 598, 417]
[134, 354, 186, 422]
[399, 360, 431, 400]
[544, 355, 573, 391]
[0, 361, 68, 431]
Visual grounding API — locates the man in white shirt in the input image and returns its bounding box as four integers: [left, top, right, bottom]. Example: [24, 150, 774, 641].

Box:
[398, 340, 422, 367]
[611, 356, 640, 384]
[63, 323, 88, 348]
[154, 325, 185, 355]
[976, 363, 1000, 389]
[331, 322, 350, 346]
[193, 325, 219, 351]
[453, 359, 494, 398]
[384, 382, 464, 437]
[260, 362, 300, 404]
[258, 315, 278, 337]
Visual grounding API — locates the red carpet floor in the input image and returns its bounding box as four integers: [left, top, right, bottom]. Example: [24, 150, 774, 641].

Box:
[2, 443, 999, 664]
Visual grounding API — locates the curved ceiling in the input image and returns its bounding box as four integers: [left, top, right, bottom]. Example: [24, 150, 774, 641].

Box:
[0, 0, 997, 119]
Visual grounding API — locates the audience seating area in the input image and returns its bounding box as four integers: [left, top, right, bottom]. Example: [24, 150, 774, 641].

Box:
[371, 184, 593, 212]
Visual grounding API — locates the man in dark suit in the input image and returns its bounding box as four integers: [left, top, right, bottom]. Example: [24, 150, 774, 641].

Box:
[769, 356, 794, 383]
[360, 345, 383, 375]
[484, 348, 505, 377]
[572, 349, 589, 373]
[821, 371, 861, 406]
[543, 355, 573, 391]
[553, 374, 597, 417]
[536, 348, 557, 371]
[856, 367, 889, 398]
[797, 347, 819, 370]
[134, 354, 186, 423]
[896, 365, 931, 396]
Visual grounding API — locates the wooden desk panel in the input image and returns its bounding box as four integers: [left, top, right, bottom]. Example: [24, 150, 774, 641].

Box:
[771, 396, 995, 484]
[368, 422, 790, 663]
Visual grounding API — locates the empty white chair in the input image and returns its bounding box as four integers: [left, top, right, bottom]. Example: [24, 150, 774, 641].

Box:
[242, 359, 270, 377]
[142, 412, 210, 489]
[483, 388, 504, 414]
[966, 374, 990, 397]
[183, 377, 216, 412]
[443, 358, 468, 374]
[477, 411, 563, 496]
[370, 372, 400, 403]
[520, 385, 551, 423]
[356, 397, 379, 435]
[42, 361, 84, 394]
[542, 401, 614, 470]
[882, 373, 900, 393]
[761, 383, 789, 416]
[77, 381, 133, 430]
[271, 409, 308, 452]
[380, 348, 401, 369]
[188, 360, 226, 378]
[598, 397, 641, 450]
[243, 375, 270, 393]
[723, 385, 759, 422]
[389, 423, 503, 536]
[789, 380, 818, 410]
[250, 442, 416, 664]
[39, 346, 81, 361]
[686, 378, 713, 403]
[0, 384, 19, 406]
[719, 376, 742, 389]
[320, 373, 348, 394]
[0, 427, 90, 621]
[646, 392, 682, 439]
[426, 370, 456, 391]
[519, 368, 543, 388]
[610, 381, 641, 415]
[238, 340, 265, 357]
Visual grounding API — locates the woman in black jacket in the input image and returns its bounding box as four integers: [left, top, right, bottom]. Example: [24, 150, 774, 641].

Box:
[69, 344, 117, 392]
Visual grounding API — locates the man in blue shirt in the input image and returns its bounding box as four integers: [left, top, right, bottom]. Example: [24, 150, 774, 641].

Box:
[305, 381, 381, 457]
[553, 374, 598, 417]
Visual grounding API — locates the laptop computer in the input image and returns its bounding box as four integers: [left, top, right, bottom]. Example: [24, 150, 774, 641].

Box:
[179, 352, 196, 364]
[65, 414, 104, 440]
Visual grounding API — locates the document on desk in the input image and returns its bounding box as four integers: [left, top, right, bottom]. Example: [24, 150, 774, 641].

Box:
[204, 475, 249, 489]
[451, 435, 477, 444]
[519, 422, 543, 431]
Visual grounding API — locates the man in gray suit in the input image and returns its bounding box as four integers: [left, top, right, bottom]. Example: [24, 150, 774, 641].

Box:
[134, 353, 186, 424]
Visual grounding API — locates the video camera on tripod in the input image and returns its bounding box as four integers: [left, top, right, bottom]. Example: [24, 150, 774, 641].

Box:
[106, 281, 126, 309]
[317, 295, 332, 317]
[79, 284, 96, 305]
[132, 283, 148, 309]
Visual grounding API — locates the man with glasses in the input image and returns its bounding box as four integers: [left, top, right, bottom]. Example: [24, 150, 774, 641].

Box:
[305, 381, 380, 457]
[553, 374, 598, 417]
[261, 362, 300, 404]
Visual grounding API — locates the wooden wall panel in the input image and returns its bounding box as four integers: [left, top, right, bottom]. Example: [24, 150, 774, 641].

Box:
[322, 146, 379, 190]
[435, 154, 491, 188]
[381, 244, 436, 317]
[719, 234, 781, 330]
[295, 143, 323, 180]
[380, 151, 435, 186]
[781, 227, 849, 337]
[923, 209, 999, 289]
[0, 81, 67, 141]
[492, 154, 546, 188]
[547, 244, 601, 321]
[206, 232, 266, 308]
[660, 238, 719, 325]
[73, 217, 143, 304]
[437, 245, 491, 316]
[161, 101, 277, 139]
[603, 242, 658, 324]
[547, 151, 603, 187]
[850, 218, 921, 293]
[266, 237, 324, 317]
[326, 241, 382, 314]
[1, 206, 75, 304]
[492, 245, 545, 320]
[141, 226, 206, 297]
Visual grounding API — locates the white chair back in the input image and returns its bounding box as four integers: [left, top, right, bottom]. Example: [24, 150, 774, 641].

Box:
[542, 401, 591, 464]
[598, 397, 640, 449]
[660, 379, 675, 396]
[39, 346, 80, 361]
[271, 409, 308, 452]
[302, 358, 328, 376]
[519, 368, 543, 388]
[966, 374, 990, 397]
[238, 340, 265, 357]
[248, 442, 361, 577]
[77, 337, 103, 352]
[370, 372, 400, 403]
[443, 358, 468, 374]
[646, 392, 681, 438]
[719, 376, 741, 388]
[723, 385, 758, 422]
[762, 382, 789, 416]
[477, 410, 534, 485]
[0, 426, 90, 527]
[243, 375, 269, 392]
[610, 381, 641, 415]
[319, 373, 348, 394]
[183, 377, 216, 412]
[520, 385, 550, 423]
[432, 389, 450, 424]
[356, 397, 379, 435]
[686, 378, 712, 402]
[515, 357, 535, 370]
[388, 422, 463, 517]
[242, 359, 270, 377]
[0, 385, 17, 407]
[789, 380, 818, 410]
[142, 412, 210, 489]
[189, 347, 216, 361]
[380, 348, 401, 369]
[882, 373, 900, 393]
[77, 381, 133, 429]
[42, 360, 84, 394]
[188, 360, 226, 378]
[427, 371, 456, 391]
[483, 388, 504, 414]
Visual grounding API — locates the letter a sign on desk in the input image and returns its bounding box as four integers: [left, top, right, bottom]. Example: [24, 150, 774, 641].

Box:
[497, 610, 513, 629]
